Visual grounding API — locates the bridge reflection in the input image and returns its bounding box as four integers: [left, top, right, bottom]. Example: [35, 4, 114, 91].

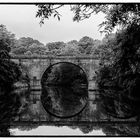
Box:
[12, 87, 139, 123]
[2, 83, 139, 136]
[6, 59, 140, 136]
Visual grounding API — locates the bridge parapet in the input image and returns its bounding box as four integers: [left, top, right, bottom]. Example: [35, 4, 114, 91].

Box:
[10, 55, 99, 60]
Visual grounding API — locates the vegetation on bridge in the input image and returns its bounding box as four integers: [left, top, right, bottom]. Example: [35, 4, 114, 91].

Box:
[10, 36, 102, 56]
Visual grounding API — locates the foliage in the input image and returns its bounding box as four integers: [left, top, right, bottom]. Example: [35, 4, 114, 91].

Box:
[35, 4, 107, 27]
[11, 35, 100, 56]
[15, 37, 44, 48]
[36, 4, 63, 25]
[46, 41, 65, 51]
[0, 25, 23, 136]
[28, 43, 46, 55]
[0, 84, 25, 136]
[94, 33, 117, 64]
[78, 36, 94, 54]
[59, 37, 100, 56]
[36, 4, 140, 34]
[99, 4, 140, 33]
[0, 24, 16, 52]
[12, 46, 28, 55]
[61, 40, 79, 55]
[72, 4, 140, 33]
[97, 23, 140, 105]
[24, 50, 32, 56]
[0, 52, 22, 94]
[11, 37, 46, 55]
[0, 25, 22, 93]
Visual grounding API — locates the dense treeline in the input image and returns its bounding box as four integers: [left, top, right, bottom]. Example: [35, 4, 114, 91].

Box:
[10, 36, 102, 56]
[0, 25, 22, 94]
[0, 25, 29, 136]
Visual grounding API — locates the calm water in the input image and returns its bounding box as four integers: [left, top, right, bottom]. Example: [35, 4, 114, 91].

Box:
[0, 84, 139, 136]
[1, 62, 140, 136]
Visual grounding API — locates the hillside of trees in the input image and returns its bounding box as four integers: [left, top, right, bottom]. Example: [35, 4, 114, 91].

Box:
[0, 25, 30, 136]
[9, 33, 103, 56]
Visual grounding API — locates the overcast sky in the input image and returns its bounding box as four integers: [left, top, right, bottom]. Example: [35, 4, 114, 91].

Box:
[0, 4, 105, 45]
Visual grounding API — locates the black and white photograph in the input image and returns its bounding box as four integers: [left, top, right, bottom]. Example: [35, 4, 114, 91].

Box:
[0, 2, 140, 136]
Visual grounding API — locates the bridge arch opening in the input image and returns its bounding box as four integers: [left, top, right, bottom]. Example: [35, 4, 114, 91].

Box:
[41, 62, 88, 87]
[40, 62, 88, 118]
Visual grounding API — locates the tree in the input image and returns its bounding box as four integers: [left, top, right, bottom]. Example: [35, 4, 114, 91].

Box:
[35, 4, 107, 25]
[0, 25, 21, 90]
[28, 43, 46, 55]
[46, 41, 66, 55]
[12, 37, 45, 55]
[0, 25, 23, 136]
[61, 40, 80, 55]
[36, 4, 140, 33]
[98, 4, 140, 33]
[11, 46, 28, 55]
[0, 24, 16, 52]
[0, 52, 21, 93]
[78, 36, 94, 54]
[94, 33, 117, 64]
[16, 37, 44, 48]
[24, 50, 32, 56]
[36, 4, 64, 25]
[96, 24, 140, 118]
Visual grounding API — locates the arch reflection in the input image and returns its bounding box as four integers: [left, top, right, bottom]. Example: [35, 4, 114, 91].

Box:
[41, 86, 88, 118]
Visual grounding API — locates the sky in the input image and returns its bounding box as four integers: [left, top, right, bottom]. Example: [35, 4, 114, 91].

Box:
[0, 4, 105, 45]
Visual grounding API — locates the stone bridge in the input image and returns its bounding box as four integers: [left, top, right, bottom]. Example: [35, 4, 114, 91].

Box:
[11, 55, 100, 90]
[10, 55, 138, 126]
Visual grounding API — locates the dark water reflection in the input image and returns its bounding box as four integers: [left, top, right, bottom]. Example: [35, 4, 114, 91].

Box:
[41, 86, 88, 118]
[1, 62, 140, 136]
[0, 93, 21, 136]
[100, 92, 140, 119]
[1, 86, 140, 136]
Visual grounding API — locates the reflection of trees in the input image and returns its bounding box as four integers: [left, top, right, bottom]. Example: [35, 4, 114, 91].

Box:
[90, 91, 140, 136]
[66, 90, 140, 136]
[100, 124, 140, 136]
[0, 25, 30, 136]
[78, 125, 94, 134]
[94, 24, 140, 135]
[9, 87, 140, 136]
[9, 66, 140, 136]
[41, 86, 88, 118]
[101, 94, 140, 119]
[0, 94, 21, 136]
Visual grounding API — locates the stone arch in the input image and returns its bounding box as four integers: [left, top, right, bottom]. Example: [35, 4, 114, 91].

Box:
[41, 61, 89, 87]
